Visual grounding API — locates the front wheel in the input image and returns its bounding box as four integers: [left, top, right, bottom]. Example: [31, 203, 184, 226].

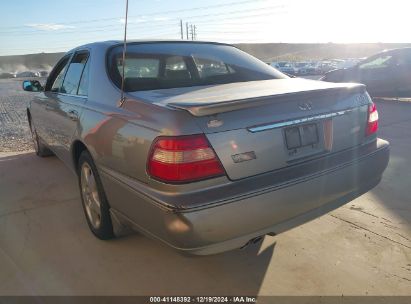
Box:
[78, 151, 114, 240]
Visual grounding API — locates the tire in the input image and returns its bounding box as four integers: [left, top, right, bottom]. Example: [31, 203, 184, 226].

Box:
[78, 150, 114, 240]
[29, 119, 53, 157]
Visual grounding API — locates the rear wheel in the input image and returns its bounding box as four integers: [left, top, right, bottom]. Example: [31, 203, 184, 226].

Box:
[78, 150, 114, 240]
[29, 119, 53, 157]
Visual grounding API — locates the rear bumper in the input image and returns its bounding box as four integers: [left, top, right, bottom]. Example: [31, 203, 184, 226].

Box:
[103, 139, 389, 255]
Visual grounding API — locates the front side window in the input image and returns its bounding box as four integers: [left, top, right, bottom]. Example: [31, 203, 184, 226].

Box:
[61, 52, 89, 95]
[108, 42, 287, 92]
[359, 55, 393, 70]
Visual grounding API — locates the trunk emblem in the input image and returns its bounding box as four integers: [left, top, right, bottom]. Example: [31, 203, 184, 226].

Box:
[298, 102, 313, 111]
[231, 151, 256, 163]
[207, 119, 223, 128]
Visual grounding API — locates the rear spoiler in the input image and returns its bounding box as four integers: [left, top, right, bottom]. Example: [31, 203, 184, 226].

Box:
[169, 84, 366, 117]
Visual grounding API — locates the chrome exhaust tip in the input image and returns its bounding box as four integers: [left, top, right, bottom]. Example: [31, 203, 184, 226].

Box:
[240, 235, 264, 250]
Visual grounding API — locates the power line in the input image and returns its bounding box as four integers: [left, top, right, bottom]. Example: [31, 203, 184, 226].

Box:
[1, 2, 287, 53]
[1, 29, 182, 52]
[0, 7, 284, 39]
[0, 0, 276, 31]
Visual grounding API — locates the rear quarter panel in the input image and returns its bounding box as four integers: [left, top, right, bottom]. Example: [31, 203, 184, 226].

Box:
[70, 42, 203, 183]
[78, 99, 202, 184]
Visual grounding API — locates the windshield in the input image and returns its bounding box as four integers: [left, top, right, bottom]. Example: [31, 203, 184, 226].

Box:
[107, 42, 287, 92]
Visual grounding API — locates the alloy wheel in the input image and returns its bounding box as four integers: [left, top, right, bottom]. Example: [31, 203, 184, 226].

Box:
[80, 163, 102, 229]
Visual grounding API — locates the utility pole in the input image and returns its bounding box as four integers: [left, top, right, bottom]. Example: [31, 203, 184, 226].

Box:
[180, 20, 183, 40]
[194, 25, 197, 40]
[190, 24, 194, 41]
[186, 22, 189, 40]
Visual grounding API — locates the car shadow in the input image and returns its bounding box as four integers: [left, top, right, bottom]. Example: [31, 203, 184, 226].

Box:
[332, 99, 411, 246]
[0, 152, 275, 295]
[368, 100, 411, 228]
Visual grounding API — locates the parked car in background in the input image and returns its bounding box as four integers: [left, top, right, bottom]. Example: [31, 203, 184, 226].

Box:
[0, 72, 16, 79]
[294, 62, 310, 75]
[321, 48, 411, 97]
[16, 71, 38, 78]
[23, 41, 389, 255]
[305, 62, 321, 75]
[275, 61, 298, 75]
[318, 61, 337, 74]
[340, 58, 362, 69]
[39, 70, 49, 77]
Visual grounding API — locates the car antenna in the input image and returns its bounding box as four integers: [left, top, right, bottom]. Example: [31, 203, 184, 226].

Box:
[118, 0, 129, 108]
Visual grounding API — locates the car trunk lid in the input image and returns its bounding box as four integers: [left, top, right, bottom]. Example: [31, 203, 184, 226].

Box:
[129, 78, 370, 180]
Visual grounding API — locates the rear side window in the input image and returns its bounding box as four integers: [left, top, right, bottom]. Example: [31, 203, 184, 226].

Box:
[108, 42, 287, 92]
[61, 52, 89, 95]
[78, 57, 90, 96]
[50, 56, 70, 92]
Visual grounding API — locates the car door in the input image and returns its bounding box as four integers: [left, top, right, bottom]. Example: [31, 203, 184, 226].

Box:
[35, 54, 71, 145]
[357, 53, 397, 97]
[44, 51, 90, 165]
[394, 49, 411, 97]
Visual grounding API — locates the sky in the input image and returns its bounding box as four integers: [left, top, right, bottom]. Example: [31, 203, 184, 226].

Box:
[0, 0, 410, 56]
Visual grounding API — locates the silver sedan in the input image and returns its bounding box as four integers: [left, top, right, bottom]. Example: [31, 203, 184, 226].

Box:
[23, 41, 389, 255]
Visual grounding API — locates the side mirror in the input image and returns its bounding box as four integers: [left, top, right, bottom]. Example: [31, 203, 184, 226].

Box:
[22, 80, 44, 92]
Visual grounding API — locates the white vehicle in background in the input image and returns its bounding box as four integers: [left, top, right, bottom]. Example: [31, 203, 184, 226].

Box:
[39, 70, 49, 77]
[0, 72, 16, 79]
[305, 62, 323, 75]
[330, 59, 360, 70]
[294, 62, 311, 75]
[318, 61, 338, 74]
[274, 61, 298, 75]
[340, 58, 362, 69]
[16, 71, 38, 78]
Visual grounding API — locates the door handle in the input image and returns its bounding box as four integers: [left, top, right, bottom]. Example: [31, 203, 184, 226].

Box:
[67, 109, 79, 121]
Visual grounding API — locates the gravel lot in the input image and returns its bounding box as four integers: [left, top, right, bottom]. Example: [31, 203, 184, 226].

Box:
[0, 79, 36, 152]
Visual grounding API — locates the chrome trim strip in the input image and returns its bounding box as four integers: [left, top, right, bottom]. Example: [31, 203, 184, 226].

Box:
[248, 108, 355, 133]
[58, 93, 88, 99]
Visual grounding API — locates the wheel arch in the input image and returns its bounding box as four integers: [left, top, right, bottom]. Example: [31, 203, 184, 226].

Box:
[71, 140, 90, 174]
[27, 109, 32, 129]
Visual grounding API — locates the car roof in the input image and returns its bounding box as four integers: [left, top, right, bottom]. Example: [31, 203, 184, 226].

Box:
[380, 47, 411, 55]
[66, 40, 234, 54]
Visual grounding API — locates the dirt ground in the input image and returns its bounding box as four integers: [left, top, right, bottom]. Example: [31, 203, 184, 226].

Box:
[0, 78, 45, 152]
[0, 78, 410, 296]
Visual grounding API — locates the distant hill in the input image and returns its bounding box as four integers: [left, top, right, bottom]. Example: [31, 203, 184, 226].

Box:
[2, 43, 411, 73]
[0, 52, 64, 74]
[236, 43, 411, 61]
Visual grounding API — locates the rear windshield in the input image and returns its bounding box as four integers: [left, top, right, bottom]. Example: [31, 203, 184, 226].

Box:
[107, 42, 287, 92]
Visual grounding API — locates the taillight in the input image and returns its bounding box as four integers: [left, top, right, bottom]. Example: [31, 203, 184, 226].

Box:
[366, 102, 378, 136]
[147, 134, 225, 183]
